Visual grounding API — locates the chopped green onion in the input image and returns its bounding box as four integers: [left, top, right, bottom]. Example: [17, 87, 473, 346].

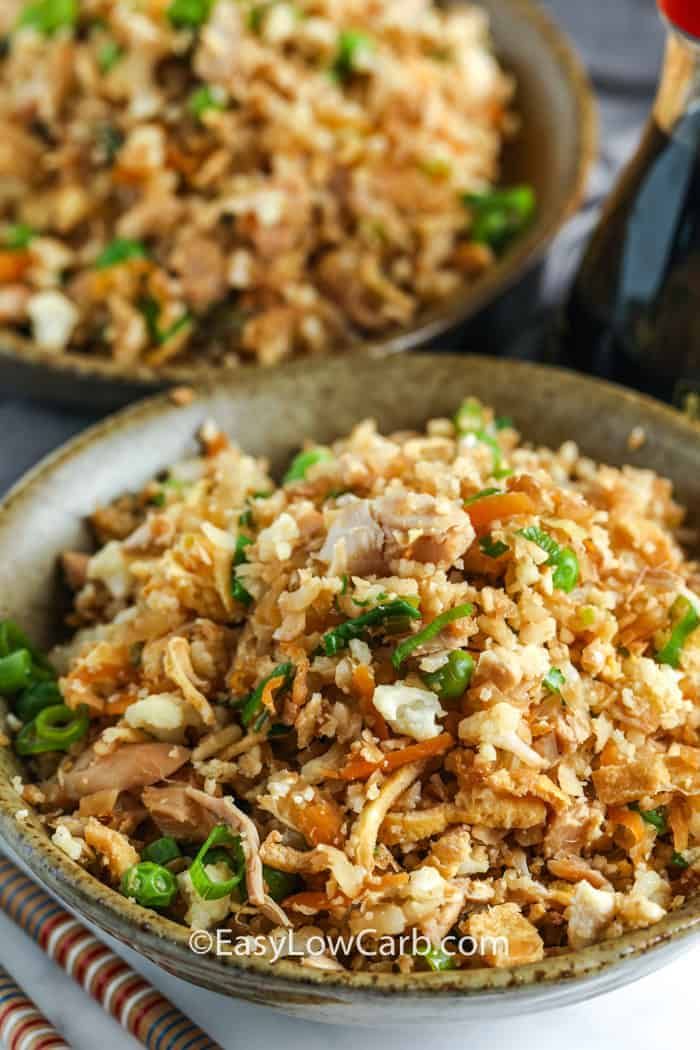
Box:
[494, 416, 513, 431]
[15, 704, 89, 756]
[17, 0, 77, 35]
[415, 942, 456, 972]
[478, 534, 509, 559]
[543, 667, 565, 694]
[263, 866, 301, 902]
[0, 620, 53, 670]
[95, 238, 147, 270]
[14, 680, 62, 723]
[579, 606, 597, 627]
[4, 223, 35, 250]
[188, 825, 244, 900]
[167, 0, 213, 28]
[283, 447, 333, 484]
[670, 850, 689, 871]
[98, 39, 122, 73]
[139, 297, 192, 346]
[453, 397, 485, 433]
[121, 862, 178, 909]
[237, 662, 295, 730]
[99, 124, 124, 164]
[517, 526, 579, 593]
[464, 487, 502, 505]
[453, 400, 506, 475]
[655, 595, 699, 669]
[188, 84, 226, 119]
[0, 651, 34, 696]
[231, 533, 253, 607]
[630, 802, 667, 835]
[142, 836, 181, 866]
[392, 603, 474, 670]
[320, 599, 421, 658]
[421, 650, 474, 702]
[331, 29, 374, 82]
[462, 185, 535, 253]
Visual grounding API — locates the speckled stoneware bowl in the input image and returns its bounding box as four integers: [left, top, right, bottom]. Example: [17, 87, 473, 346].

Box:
[0, 0, 595, 410]
[0, 355, 698, 1025]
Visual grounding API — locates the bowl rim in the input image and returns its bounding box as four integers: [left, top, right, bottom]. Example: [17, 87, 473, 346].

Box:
[0, 0, 597, 394]
[1, 354, 700, 1002]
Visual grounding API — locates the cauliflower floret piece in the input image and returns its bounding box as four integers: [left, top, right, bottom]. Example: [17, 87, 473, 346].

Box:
[27, 290, 79, 352]
[124, 692, 200, 742]
[177, 866, 232, 930]
[87, 541, 132, 600]
[621, 655, 691, 731]
[52, 825, 85, 862]
[372, 683, 445, 741]
[458, 702, 545, 767]
[567, 881, 616, 949]
[257, 513, 299, 562]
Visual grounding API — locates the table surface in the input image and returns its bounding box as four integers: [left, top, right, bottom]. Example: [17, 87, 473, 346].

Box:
[3, 2, 696, 1047]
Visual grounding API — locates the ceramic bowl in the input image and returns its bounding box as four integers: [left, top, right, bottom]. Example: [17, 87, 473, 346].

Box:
[0, 0, 595, 410]
[1, 355, 698, 1025]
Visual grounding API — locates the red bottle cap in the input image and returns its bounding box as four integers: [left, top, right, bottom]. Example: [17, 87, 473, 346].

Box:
[659, 0, 700, 38]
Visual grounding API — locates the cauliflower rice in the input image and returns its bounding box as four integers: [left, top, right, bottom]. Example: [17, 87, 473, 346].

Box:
[6, 399, 700, 974]
[0, 0, 519, 369]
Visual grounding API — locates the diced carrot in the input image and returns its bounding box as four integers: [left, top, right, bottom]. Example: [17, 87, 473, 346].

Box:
[599, 739, 621, 766]
[0, 250, 31, 283]
[278, 792, 345, 847]
[282, 890, 347, 912]
[352, 663, 388, 740]
[466, 491, 535, 533]
[260, 673, 286, 714]
[607, 806, 645, 844]
[668, 797, 690, 852]
[329, 732, 455, 782]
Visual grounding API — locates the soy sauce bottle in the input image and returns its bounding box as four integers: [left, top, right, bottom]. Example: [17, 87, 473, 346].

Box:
[566, 0, 700, 410]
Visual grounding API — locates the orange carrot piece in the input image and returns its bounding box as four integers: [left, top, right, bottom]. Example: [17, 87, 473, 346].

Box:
[352, 663, 389, 740]
[330, 732, 455, 782]
[282, 890, 348, 911]
[608, 806, 645, 844]
[668, 797, 690, 852]
[0, 250, 31, 283]
[466, 491, 535, 533]
[260, 673, 286, 714]
[599, 739, 621, 766]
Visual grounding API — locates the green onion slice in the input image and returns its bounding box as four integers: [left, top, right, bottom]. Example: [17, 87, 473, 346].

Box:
[95, 238, 147, 269]
[462, 185, 535, 253]
[415, 942, 456, 972]
[17, 0, 77, 35]
[236, 662, 295, 730]
[319, 599, 421, 658]
[543, 667, 565, 694]
[392, 603, 474, 670]
[655, 595, 699, 669]
[478, 534, 509, 559]
[283, 447, 333, 484]
[517, 526, 580, 593]
[15, 704, 89, 755]
[189, 825, 244, 900]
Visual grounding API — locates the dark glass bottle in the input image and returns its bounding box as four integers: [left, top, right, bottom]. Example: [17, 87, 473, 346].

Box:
[566, 1, 700, 410]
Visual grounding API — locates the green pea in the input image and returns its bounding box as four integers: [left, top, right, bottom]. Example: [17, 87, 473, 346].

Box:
[421, 650, 474, 702]
[142, 837, 181, 866]
[262, 866, 301, 902]
[283, 447, 333, 484]
[121, 862, 178, 909]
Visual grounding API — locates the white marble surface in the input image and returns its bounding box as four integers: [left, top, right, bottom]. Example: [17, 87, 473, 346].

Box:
[0, 844, 697, 1050]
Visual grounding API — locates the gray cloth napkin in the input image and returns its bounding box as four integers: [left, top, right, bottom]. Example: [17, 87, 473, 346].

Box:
[0, 0, 666, 495]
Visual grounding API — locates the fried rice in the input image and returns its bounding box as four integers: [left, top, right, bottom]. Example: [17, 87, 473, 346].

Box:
[0, 0, 521, 370]
[4, 399, 700, 974]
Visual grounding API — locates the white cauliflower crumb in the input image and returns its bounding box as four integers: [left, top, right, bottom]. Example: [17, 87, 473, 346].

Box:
[52, 825, 84, 862]
[372, 683, 445, 741]
[27, 290, 79, 352]
[124, 692, 199, 741]
[459, 702, 545, 767]
[258, 513, 299, 562]
[87, 541, 132, 600]
[11, 775, 24, 795]
[177, 865, 233, 929]
[567, 881, 616, 949]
